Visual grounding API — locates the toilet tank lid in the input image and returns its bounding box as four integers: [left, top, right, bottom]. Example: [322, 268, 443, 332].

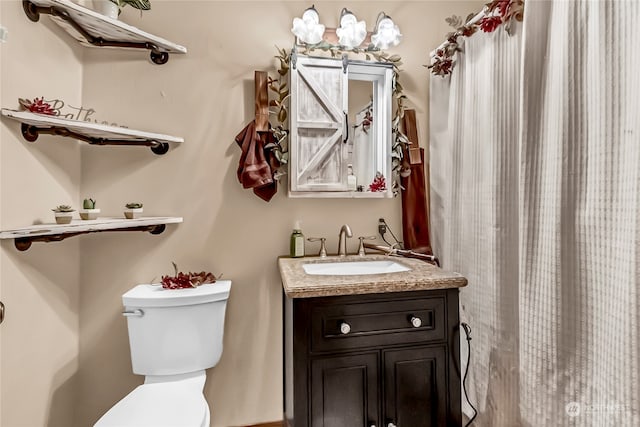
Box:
[123, 280, 232, 308]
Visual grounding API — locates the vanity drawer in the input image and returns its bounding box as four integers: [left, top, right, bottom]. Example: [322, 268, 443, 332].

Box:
[310, 297, 446, 353]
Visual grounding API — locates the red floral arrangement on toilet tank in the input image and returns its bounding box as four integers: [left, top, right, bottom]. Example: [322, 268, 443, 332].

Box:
[161, 262, 218, 289]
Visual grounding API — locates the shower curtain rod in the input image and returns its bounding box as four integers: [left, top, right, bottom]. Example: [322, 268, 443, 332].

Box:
[429, 10, 486, 58]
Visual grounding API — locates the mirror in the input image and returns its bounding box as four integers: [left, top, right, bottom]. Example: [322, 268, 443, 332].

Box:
[289, 56, 393, 198]
[348, 79, 374, 189]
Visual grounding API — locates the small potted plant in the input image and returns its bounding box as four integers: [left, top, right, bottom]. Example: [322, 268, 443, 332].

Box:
[124, 202, 143, 219]
[80, 198, 100, 220]
[52, 205, 75, 224]
[93, 0, 151, 20]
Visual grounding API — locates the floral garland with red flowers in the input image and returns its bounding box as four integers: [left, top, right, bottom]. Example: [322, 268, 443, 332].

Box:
[428, 0, 524, 77]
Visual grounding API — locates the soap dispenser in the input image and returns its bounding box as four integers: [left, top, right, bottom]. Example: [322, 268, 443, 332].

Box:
[347, 164, 357, 191]
[290, 221, 305, 258]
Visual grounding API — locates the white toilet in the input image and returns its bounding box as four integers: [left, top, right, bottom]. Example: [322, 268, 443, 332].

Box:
[95, 280, 232, 427]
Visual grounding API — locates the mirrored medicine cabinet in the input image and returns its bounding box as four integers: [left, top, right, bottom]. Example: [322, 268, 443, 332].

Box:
[289, 56, 394, 198]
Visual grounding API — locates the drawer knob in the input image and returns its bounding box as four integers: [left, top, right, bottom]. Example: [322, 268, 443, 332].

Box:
[410, 316, 422, 328]
[340, 322, 351, 334]
[388, 423, 397, 427]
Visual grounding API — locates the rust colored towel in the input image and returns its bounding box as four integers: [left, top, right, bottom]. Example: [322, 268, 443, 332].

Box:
[400, 110, 433, 255]
[235, 120, 278, 202]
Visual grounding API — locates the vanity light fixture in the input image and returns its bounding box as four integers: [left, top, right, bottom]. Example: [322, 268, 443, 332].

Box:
[335, 8, 367, 49]
[292, 6, 402, 50]
[291, 5, 325, 45]
[371, 12, 402, 50]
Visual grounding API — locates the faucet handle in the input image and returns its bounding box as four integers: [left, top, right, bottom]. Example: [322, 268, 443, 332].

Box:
[307, 237, 327, 257]
[357, 236, 377, 256]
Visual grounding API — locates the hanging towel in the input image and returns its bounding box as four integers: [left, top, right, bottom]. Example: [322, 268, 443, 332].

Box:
[400, 109, 433, 255]
[234, 120, 278, 202]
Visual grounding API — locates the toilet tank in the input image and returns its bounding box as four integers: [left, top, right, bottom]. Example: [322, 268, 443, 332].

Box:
[122, 280, 232, 376]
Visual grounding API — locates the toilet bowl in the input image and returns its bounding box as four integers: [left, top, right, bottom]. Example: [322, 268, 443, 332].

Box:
[94, 371, 210, 427]
[94, 281, 232, 427]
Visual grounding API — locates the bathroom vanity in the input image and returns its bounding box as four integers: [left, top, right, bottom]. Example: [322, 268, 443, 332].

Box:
[279, 255, 467, 427]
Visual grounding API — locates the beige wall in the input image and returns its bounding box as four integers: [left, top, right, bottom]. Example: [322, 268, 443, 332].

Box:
[1, 1, 480, 426]
[0, 1, 84, 426]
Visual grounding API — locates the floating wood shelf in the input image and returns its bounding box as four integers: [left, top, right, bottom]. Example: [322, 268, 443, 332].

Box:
[2, 109, 183, 155]
[0, 216, 183, 251]
[22, 0, 186, 64]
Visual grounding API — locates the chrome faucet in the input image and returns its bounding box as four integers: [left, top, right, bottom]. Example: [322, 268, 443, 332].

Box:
[337, 224, 353, 256]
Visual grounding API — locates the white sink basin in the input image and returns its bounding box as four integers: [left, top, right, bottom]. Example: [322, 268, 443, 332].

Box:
[302, 260, 411, 276]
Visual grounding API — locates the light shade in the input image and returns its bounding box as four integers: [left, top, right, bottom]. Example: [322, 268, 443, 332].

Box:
[291, 6, 325, 45]
[371, 12, 402, 49]
[335, 8, 367, 49]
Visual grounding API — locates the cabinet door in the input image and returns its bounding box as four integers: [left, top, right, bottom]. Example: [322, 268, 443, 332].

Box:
[290, 56, 348, 192]
[383, 346, 447, 427]
[311, 353, 379, 427]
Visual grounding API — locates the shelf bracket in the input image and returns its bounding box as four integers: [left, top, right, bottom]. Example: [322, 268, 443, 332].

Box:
[22, 0, 171, 64]
[20, 123, 170, 155]
[14, 223, 167, 251]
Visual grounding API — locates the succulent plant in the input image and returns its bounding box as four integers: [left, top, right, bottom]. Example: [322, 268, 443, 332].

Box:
[83, 198, 96, 209]
[125, 202, 143, 209]
[52, 205, 75, 213]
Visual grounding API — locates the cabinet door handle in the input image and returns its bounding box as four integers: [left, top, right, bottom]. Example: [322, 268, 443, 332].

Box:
[343, 111, 349, 144]
[0, 301, 4, 325]
[410, 316, 422, 328]
[340, 322, 351, 334]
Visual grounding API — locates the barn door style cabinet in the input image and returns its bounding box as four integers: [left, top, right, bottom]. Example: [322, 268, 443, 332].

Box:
[289, 56, 393, 198]
[284, 289, 462, 427]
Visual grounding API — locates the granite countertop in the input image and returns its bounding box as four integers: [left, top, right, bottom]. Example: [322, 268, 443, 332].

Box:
[278, 254, 467, 298]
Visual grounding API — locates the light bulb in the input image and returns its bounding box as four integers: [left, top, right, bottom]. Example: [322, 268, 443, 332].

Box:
[291, 6, 325, 45]
[336, 8, 367, 49]
[371, 14, 402, 49]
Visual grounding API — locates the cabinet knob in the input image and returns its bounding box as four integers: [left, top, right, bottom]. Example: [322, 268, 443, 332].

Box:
[387, 423, 397, 427]
[340, 322, 351, 334]
[410, 316, 422, 328]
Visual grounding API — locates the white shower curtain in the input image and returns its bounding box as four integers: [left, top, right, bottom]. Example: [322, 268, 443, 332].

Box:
[430, 1, 640, 426]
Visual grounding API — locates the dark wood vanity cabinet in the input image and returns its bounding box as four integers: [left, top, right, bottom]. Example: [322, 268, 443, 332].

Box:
[284, 288, 462, 427]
